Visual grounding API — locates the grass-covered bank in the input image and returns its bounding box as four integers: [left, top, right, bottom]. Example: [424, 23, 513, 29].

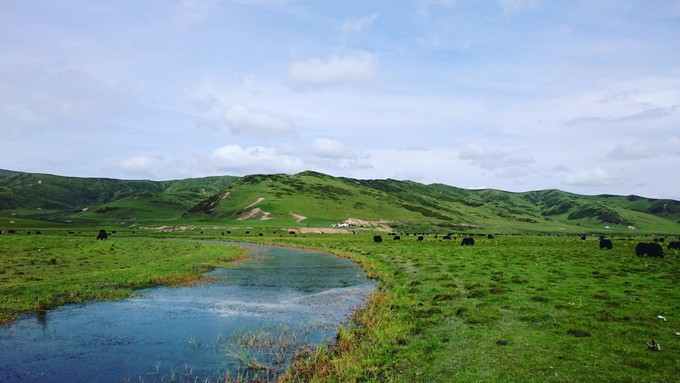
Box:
[0, 235, 245, 324]
[236, 234, 680, 382]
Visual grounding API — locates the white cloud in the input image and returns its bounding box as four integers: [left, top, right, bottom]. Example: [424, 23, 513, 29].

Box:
[224, 104, 296, 137]
[288, 52, 377, 88]
[310, 138, 354, 159]
[211, 144, 303, 174]
[607, 141, 657, 160]
[341, 13, 378, 33]
[563, 168, 616, 187]
[459, 144, 535, 169]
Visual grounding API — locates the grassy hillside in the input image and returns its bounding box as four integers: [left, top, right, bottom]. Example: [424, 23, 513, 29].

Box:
[1, 169, 678, 234]
[0, 170, 237, 222]
[187, 171, 680, 234]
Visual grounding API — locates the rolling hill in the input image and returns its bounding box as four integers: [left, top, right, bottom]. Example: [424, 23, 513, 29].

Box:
[0, 170, 238, 222]
[1, 169, 679, 234]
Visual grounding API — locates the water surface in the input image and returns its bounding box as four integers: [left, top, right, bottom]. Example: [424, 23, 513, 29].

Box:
[0, 242, 375, 382]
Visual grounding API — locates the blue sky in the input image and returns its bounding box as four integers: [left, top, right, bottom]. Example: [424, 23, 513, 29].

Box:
[1, 0, 679, 198]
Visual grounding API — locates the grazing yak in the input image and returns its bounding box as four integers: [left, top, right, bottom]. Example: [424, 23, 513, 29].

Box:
[417, 235, 424, 241]
[668, 241, 680, 250]
[442, 235, 452, 240]
[96, 229, 108, 240]
[579, 235, 586, 240]
[636, 242, 665, 258]
[373, 235, 382, 243]
[393, 235, 401, 240]
[599, 239, 613, 250]
[461, 237, 475, 246]
[487, 234, 494, 239]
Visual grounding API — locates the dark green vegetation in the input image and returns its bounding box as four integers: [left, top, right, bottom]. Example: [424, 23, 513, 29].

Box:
[2, 169, 680, 233]
[0, 234, 244, 324]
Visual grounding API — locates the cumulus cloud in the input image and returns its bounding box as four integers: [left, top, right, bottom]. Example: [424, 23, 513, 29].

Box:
[288, 52, 377, 88]
[607, 141, 657, 160]
[224, 104, 296, 137]
[563, 168, 616, 187]
[310, 138, 356, 159]
[211, 144, 303, 174]
[341, 14, 378, 33]
[459, 144, 534, 170]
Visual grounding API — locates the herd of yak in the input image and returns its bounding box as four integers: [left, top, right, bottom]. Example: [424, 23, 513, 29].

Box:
[1, 228, 678, 258]
[372, 233, 680, 259]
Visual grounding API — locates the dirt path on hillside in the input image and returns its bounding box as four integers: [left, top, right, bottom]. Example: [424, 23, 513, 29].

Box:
[244, 197, 264, 209]
[237, 207, 272, 221]
[290, 213, 307, 223]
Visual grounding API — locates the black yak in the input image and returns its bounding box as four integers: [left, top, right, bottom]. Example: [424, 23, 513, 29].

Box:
[599, 239, 613, 250]
[96, 229, 108, 240]
[373, 235, 382, 243]
[636, 242, 664, 258]
[393, 235, 401, 240]
[461, 237, 475, 246]
[667, 241, 680, 250]
[417, 235, 424, 241]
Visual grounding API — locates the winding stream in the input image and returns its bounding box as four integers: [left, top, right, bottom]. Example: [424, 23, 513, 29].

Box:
[0, 242, 375, 382]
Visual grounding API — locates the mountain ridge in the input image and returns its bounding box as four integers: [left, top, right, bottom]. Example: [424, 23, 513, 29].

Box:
[1, 169, 678, 234]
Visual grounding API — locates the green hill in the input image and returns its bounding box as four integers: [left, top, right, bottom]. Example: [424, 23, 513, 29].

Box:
[0, 170, 238, 222]
[1, 169, 678, 234]
[185, 171, 680, 234]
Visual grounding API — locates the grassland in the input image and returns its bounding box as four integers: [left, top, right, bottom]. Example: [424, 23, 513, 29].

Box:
[1, 230, 678, 382]
[238, 233, 678, 382]
[0, 233, 244, 324]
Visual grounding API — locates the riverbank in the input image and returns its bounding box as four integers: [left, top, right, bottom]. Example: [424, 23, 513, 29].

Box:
[251, 234, 679, 383]
[0, 235, 245, 324]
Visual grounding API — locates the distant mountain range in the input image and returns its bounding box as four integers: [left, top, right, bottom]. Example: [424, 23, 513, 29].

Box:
[1, 169, 678, 234]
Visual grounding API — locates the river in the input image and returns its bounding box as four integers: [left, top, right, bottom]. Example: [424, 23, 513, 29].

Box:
[0, 242, 375, 382]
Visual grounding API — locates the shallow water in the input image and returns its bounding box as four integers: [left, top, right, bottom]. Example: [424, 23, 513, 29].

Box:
[0, 242, 375, 382]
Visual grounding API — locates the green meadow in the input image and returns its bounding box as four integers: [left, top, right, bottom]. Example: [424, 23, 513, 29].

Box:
[1, 230, 678, 382]
[0, 234, 244, 325]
